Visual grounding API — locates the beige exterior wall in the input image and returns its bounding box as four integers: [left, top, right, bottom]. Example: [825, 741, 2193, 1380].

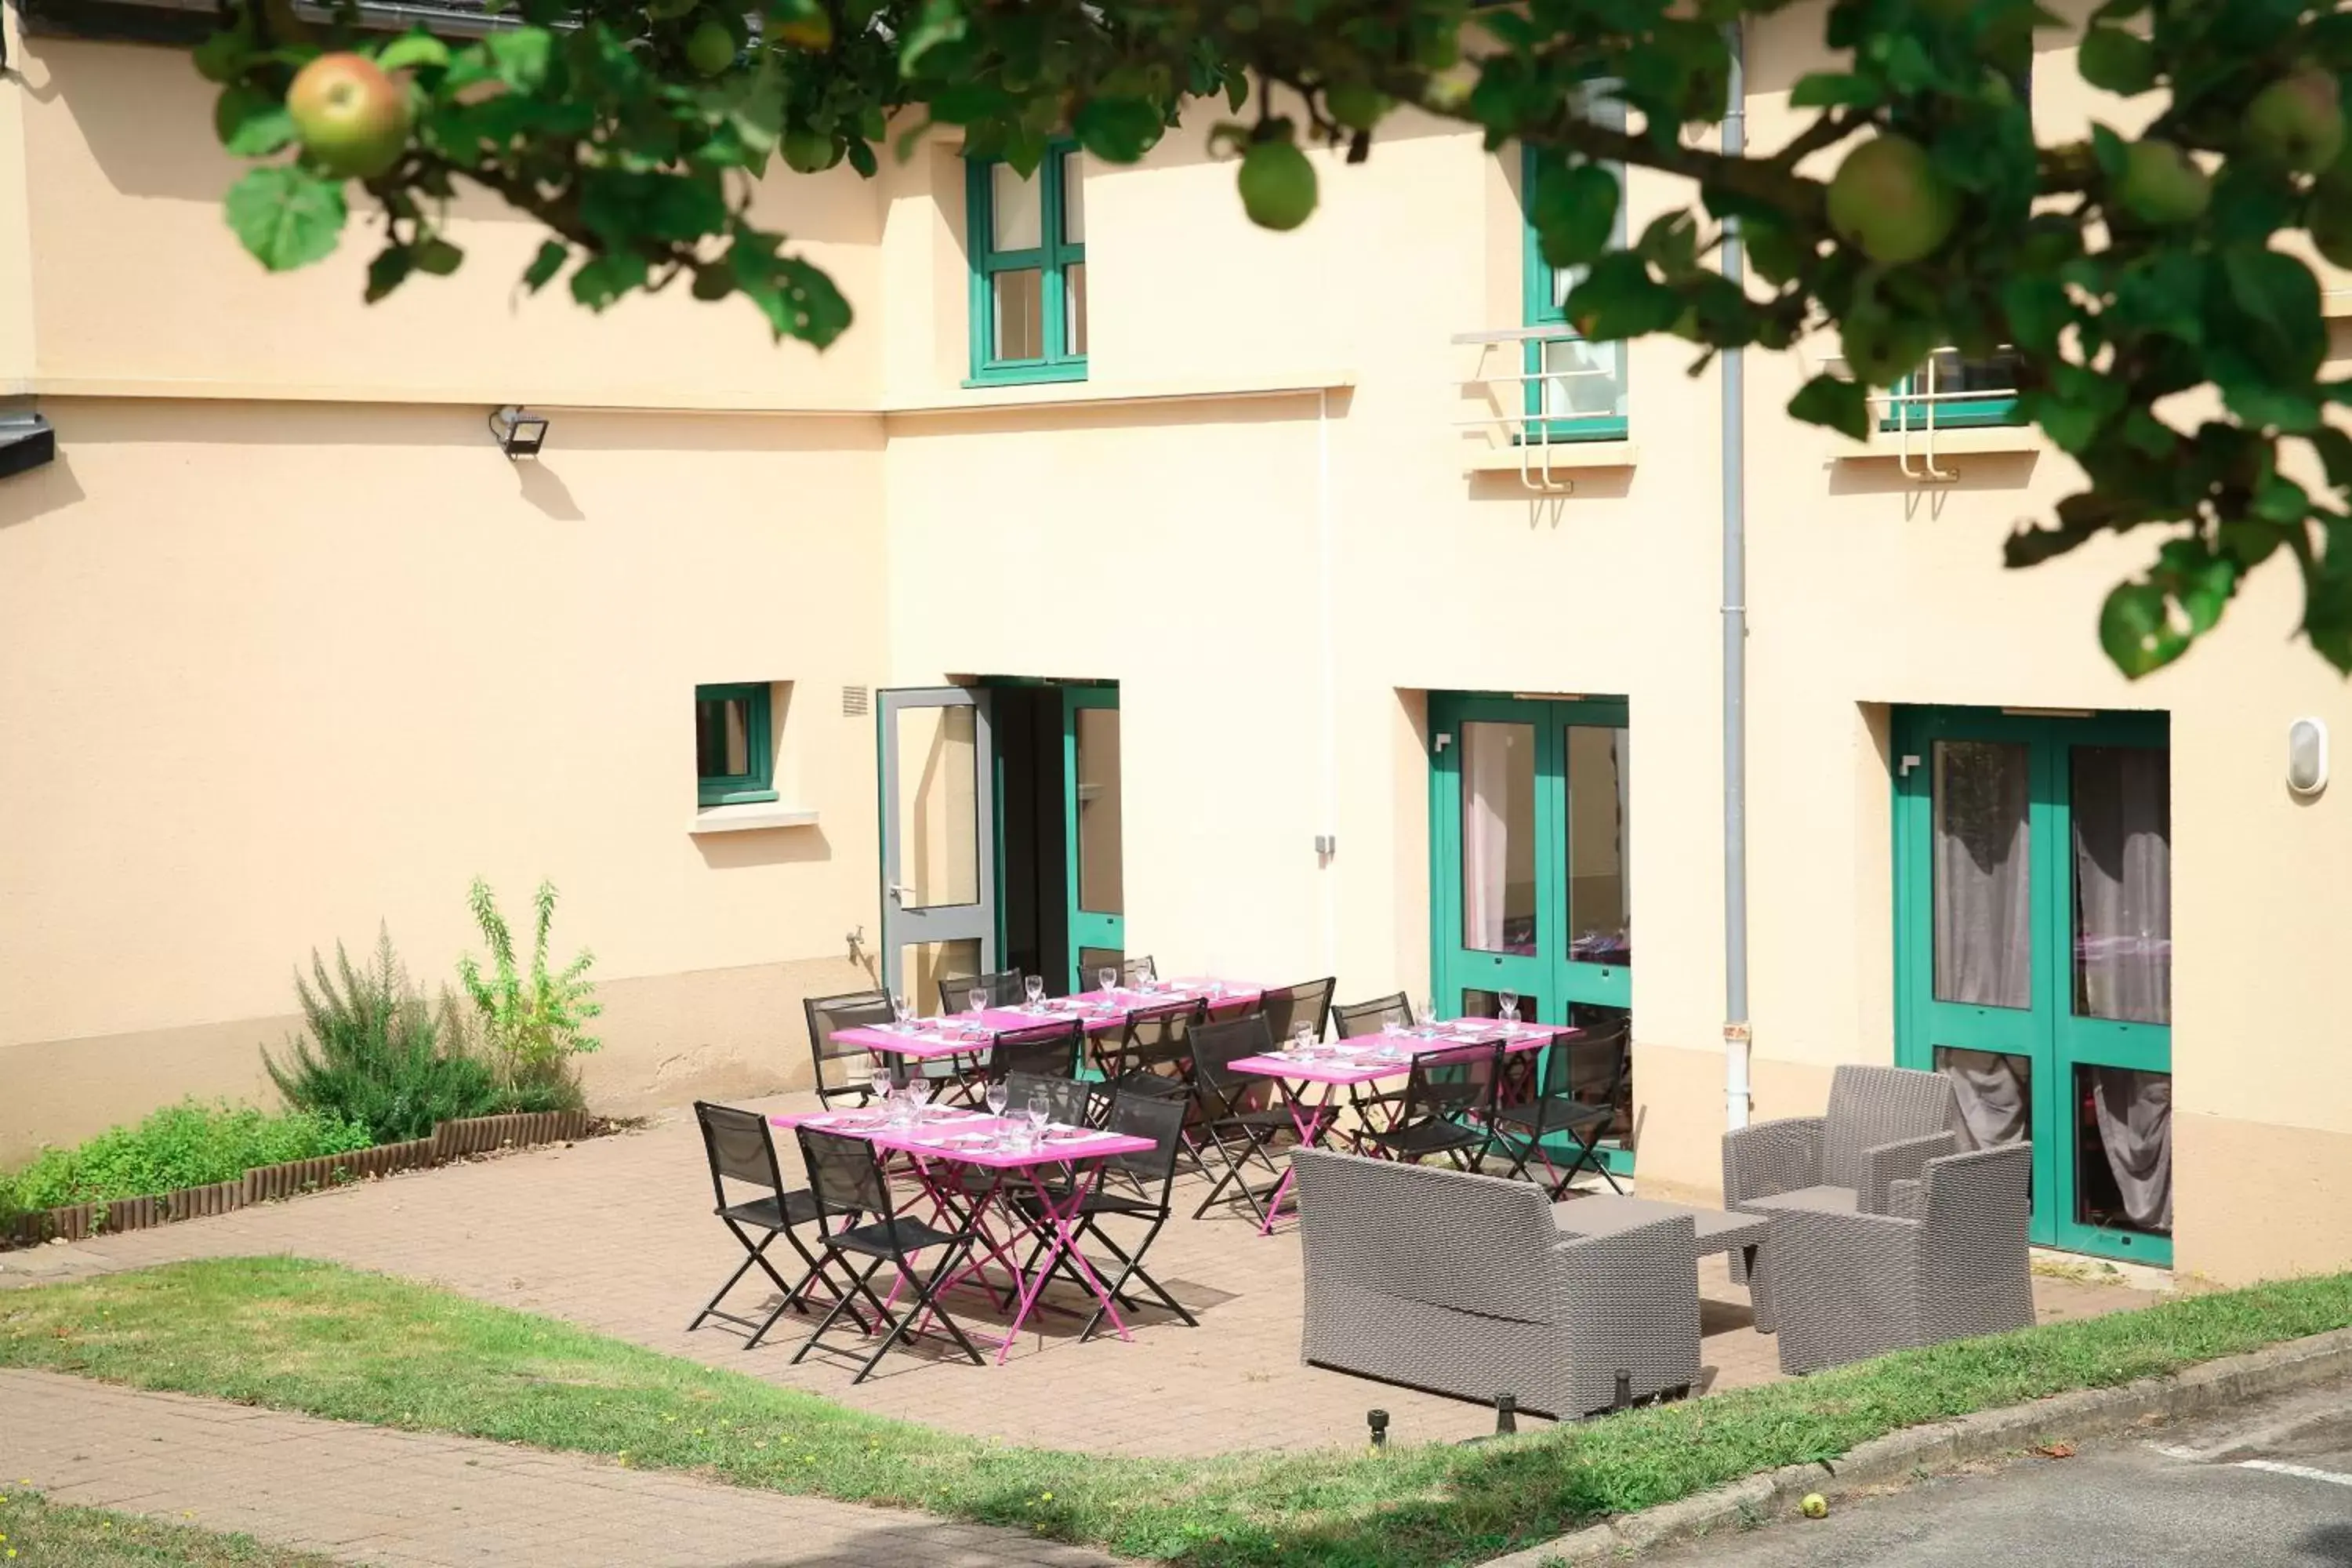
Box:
[4, 9, 2350, 1283]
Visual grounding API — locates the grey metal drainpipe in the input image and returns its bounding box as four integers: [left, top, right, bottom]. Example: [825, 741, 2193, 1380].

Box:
[1721, 21, 1753, 1132]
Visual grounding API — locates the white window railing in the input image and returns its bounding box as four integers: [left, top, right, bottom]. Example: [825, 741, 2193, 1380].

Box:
[1453, 326, 1627, 494]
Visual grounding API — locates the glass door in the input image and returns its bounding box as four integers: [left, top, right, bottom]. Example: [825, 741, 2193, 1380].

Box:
[1894, 707, 2172, 1264]
[1062, 684, 1123, 992]
[878, 687, 996, 1011]
[1431, 692, 1633, 1169]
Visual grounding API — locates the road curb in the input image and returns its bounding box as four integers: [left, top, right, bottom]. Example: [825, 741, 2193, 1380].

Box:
[1476, 1326, 2352, 1566]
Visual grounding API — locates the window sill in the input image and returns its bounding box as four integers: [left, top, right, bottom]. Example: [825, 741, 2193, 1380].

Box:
[689, 804, 819, 835]
[1465, 441, 1638, 474]
[1849, 423, 2044, 459]
[893, 369, 1357, 416]
[963, 363, 1090, 391]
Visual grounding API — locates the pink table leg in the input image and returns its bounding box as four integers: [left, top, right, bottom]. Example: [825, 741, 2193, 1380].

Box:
[1256, 1082, 1342, 1236]
[993, 1160, 1134, 1363]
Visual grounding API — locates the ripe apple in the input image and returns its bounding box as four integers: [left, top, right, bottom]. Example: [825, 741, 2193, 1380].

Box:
[1238, 140, 1318, 231]
[287, 53, 412, 180]
[1827, 135, 1958, 266]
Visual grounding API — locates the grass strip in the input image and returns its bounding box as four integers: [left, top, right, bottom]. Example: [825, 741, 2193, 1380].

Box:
[3, 1258, 2349, 1566]
[0, 1490, 341, 1567]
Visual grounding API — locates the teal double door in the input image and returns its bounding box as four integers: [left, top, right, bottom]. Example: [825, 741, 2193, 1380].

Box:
[1893, 706, 2173, 1264]
[1428, 692, 1633, 1168]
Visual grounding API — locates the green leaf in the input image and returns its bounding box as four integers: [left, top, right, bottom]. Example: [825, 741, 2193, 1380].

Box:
[844, 138, 879, 178]
[1999, 274, 2073, 355]
[1788, 372, 1871, 441]
[1788, 71, 1881, 109]
[2222, 379, 2323, 432]
[2076, 25, 2157, 96]
[214, 86, 296, 157]
[365, 245, 412, 303]
[2254, 470, 2311, 524]
[192, 22, 254, 84]
[2098, 579, 2184, 677]
[521, 240, 568, 293]
[485, 27, 554, 89]
[223, 165, 348, 273]
[898, 0, 965, 74]
[413, 237, 463, 276]
[1073, 96, 1163, 165]
[2307, 426, 2352, 489]
[376, 31, 451, 72]
[569, 250, 649, 311]
[1530, 162, 1619, 270]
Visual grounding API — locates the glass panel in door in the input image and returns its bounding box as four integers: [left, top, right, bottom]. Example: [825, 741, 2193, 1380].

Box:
[1564, 723, 1630, 970]
[1460, 720, 1539, 956]
[1931, 739, 2032, 1009]
[878, 688, 996, 1006]
[1062, 686, 1123, 992]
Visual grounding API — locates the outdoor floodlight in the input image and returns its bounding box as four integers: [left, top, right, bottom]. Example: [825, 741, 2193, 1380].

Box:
[488, 405, 550, 459]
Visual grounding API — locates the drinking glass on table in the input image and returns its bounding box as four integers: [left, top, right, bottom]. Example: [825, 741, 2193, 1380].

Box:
[1098, 966, 1119, 995]
[869, 1064, 894, 1105]
[1024, 1090, 1052, 1147]
[1025, 975, 1046, 1009]
[1414, 996, 1437, 1033]
[1497, 990, 1520, 1025]
[967, 985, 989, 1016]
[1380, 1009, 1404, 1038]
[1136, 956, 1157, 987]
[985, 1077, 1010, 1122]
[889, 991, 912, 1028]
[1290, 1021, 1317, 1058]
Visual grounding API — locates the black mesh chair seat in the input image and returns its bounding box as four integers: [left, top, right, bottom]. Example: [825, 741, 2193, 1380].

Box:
[718, 1190, 822, 1231]
[829, 1213, 967, 1259]
[1359, 1042, 1504, 1173]
[1497, 1022, 1631, 1196]
[1361, 1116, 1489, 1160]
[1491, 1097, 1613, 1137]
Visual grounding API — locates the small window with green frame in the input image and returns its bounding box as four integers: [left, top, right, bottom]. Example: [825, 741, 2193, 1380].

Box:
[966, 143, 1087, 386]
[1521, 91, 1629, 442]
[695, 683, 775, 806]
[1882, 347, 2025, 432]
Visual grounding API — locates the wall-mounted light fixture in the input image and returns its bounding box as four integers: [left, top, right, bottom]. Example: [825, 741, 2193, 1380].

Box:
[0, 413, 56, 481]
[488, 406, 550, 459]
[2288, 717, 2328, 797]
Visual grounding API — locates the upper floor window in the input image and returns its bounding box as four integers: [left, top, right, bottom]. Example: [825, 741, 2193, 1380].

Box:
[1522, 93, 1629, 442]
[967, 145, 1087, 386]
[696, 683, 775, 806]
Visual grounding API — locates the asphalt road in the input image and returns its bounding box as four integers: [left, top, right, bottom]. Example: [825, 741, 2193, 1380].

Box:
[1646, 1375, 2352, 1566]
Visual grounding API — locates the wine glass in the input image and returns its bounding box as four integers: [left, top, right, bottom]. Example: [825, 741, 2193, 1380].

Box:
[1024, 1089, 1052, 1145]
[1498, 990, 1520, 1025]
[966, 985, 988, 1017]
[1380, 1008, 1404, 1038]
[1290, 1021, 1317, 1058]
[1098, 966, 1119, 995]
[1415, 996, 1437, 1033]
[1136, 956, 1157, 988]
[985, 1078, 1010, 1120]
[1025, 975, 1045, 1009]
[888, 991, 911, 1029]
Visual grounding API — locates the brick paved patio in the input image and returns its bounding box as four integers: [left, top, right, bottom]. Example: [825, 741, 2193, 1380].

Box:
[2, 1093, 2160, 1457]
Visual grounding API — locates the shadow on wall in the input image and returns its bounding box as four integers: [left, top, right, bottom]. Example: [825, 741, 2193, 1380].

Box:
[693, 826, 837, 872]
[0, 452, 88, 527]
[35, 399, 887, 456]
[1824, 450, 2040, 506]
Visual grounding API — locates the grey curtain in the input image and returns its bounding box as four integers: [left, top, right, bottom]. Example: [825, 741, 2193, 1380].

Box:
[2071, 746, 2172, 1025]
[1939, 1047, 2031, 1150]
[1933, 742, 2031, 1009]
[2089, 1066, 2172, 1233]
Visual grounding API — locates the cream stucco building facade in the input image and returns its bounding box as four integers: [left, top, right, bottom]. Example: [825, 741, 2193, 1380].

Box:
[3, 0, 2347, 1284]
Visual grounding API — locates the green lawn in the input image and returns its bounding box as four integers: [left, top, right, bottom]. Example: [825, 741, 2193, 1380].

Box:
[3, 1258, 2350, 1567]
[0, 1491, 339, 1567]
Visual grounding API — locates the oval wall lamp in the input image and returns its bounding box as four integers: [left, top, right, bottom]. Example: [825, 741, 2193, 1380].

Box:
[2288, 717, 2328, 797]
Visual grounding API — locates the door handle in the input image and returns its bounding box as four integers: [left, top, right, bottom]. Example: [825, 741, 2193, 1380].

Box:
[888, 884, 913, 901]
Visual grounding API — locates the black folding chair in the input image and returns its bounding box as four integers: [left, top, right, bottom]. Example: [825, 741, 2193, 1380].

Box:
[1255, 976, 1336, 1044]
[1357, 1040, 1505, 1171]
[1076, 950, 1156, 991]
[1015, 1090, 1197, 1341]
[789, 1127, 984, 1384]
[1003, 1070, 1098, 1129]
[1494, 1022, 1630, 1196]
[802, 990, 899, 1108]
[1332, 991, 1410, 1039]
[938, 969, 1025, 1014]
[688, 1102, 860, 1348]
[1094, 997, 1203, 1102]
[981, 1018, 1084, 1084]
[1187, 1014, 1296, 1222]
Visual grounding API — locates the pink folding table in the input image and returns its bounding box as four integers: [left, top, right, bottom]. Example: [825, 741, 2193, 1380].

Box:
[1232, 1020, 1577, 1232]
[830, 978, 1265, 1082]
[771, 1105, 1155, 1363]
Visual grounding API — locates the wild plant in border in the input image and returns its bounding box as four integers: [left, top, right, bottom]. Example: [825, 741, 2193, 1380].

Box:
[457, 877, 601, 1109]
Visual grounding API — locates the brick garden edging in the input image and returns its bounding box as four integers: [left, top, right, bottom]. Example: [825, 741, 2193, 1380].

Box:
[1475, 1323, 2352, 1566]
[2, 1109, 599, 1248]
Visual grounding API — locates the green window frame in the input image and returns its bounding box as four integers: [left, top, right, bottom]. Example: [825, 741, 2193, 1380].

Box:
[966, 143, 1087, 387]
[1883, 350, 2025, 432]
[1520, 109, 1630, 444]
[695, 683, 776, 807]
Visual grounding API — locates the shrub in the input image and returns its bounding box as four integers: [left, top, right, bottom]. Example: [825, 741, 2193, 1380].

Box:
[457, 878, 600, 1110]
[265, 927, 518, 1144]
[0, 1100, 373, 1215]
